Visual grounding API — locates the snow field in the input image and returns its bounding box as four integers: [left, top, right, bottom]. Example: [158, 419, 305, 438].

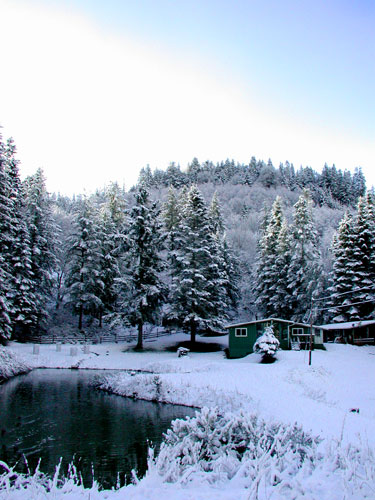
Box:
[2, 335, 375, 498]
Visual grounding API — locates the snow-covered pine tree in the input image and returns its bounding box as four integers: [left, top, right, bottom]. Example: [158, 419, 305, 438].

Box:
[208, 192, 225, 235]
[347, 196, 375, 319]
[287, 190, 321, 321]
[0, 137, 12, 342]
[187, 157, 201, 183]
[253, 325, 280, 362]
[163, 186, 182, 264]
[65, 198, 103, 330]
[121, 184, 165, 349]
[23, 168, 58, 329]
[328, 212, 357, 322]
[52, 206, 75, 312]
[255, 196, 288, 317]
[96, 183, 128, 326]
[269, 219, 293, 318]
[169, 186, 229, 343]
[352, 167, 366, 201]
[3, 138, 38, 337]
[208, 192, 239, 311]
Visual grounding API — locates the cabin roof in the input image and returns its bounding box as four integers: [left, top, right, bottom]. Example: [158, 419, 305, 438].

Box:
[225, 317, 317, 329]
[318, 319, 375, 331]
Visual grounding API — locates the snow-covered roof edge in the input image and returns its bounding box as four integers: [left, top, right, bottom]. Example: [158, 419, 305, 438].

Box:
[318, 320, 375, 330]
[225, 318, 319, 329]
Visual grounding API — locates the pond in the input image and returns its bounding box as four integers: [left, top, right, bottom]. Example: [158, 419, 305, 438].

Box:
[0, 369, 196, 489]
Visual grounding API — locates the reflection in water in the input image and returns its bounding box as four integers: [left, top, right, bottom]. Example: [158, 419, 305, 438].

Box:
[0, 369, 195, 488]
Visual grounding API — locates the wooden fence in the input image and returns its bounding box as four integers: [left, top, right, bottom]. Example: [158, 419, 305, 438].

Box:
[27, 327, 173, 345]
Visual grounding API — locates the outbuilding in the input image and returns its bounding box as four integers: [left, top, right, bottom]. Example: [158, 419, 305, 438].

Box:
[319, 320, 375, 345]
[226, 318, 324, 359]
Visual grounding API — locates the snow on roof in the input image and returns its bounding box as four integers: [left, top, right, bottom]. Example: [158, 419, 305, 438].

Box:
[225, 318, 315, 329]
[318, 319, 375, 330]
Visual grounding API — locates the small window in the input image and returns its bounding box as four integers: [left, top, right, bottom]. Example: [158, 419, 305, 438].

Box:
[235, 328, 247, 337]
[292, 328, 304, 336]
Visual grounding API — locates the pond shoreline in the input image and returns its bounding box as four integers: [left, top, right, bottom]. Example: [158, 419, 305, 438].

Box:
[0, 347, 32, 384]
[0, 368, 196, 490]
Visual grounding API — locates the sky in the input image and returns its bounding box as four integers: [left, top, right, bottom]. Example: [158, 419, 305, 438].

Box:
[0, 0, 374, 195]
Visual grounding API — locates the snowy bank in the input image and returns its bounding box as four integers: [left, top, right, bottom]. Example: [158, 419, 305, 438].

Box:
[96, 372, 253, 413]
[0, 347, 31, 383]
[1, 407, 374, 499]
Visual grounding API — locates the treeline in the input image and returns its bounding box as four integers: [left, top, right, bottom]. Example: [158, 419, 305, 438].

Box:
[1, 132, 373, 344]
[255, 191, 375, 323]
[139, 157, 366, 208]
[0, 134, 239, 345]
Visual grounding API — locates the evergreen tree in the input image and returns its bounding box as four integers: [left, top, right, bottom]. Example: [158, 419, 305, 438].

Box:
[328, 195, 375, 321]
[165, 162, 186, 188]
[208, 192, 225, 234]
[4, 139, 37, 336]
[208, 192, 239, 310]
[287, 190, 321, 321]
[169, 186, 230, 342]
[349, 196, 375, 319]
[120, 185, 165, 349]
[255, 197, 289, 317]
[53, 208, 73, 311]
[163, 186, 182, 259]
[328, 212, 358, 321]
[352, 167, 366, 200]
[187, 158, 201, 183]
[65, 198, 102, 330]
[138, 165, 154, 187]
[96, 183, 128, 326]
[0, 137, 12, 342]
[269, 219, 293, 318]
[23, 168, 58, 328]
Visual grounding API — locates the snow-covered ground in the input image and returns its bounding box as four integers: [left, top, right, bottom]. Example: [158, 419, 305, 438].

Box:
[2, 334, 375, 498]
[0, 346, 31, 382]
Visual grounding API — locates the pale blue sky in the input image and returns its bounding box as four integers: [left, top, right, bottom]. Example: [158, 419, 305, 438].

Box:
[46, 0, 375, 132]
[0, 0, 374, 193]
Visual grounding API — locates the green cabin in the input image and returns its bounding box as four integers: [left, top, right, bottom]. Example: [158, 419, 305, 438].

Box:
[226, 318, 324, 359]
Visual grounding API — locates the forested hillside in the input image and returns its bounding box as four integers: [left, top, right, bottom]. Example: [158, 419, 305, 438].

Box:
[1, 134, 374, 344]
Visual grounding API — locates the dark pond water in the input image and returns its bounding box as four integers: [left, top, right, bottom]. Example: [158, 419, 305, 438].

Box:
[0, 369, 196, 488]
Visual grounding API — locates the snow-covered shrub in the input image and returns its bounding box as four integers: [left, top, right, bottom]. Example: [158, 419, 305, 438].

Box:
[0, 459, 102, 500]
[253, 326, 280, 362]
[0, 348, 31, 383]
[150, 408, 375, 498]
[154, 407, 318, 484]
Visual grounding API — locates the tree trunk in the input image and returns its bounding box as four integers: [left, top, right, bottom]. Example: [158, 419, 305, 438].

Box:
[78, 304, 83, 331]
[55, 272, 64, 310]
[136, 321, 143, 349]
[190, 320, 196, 345]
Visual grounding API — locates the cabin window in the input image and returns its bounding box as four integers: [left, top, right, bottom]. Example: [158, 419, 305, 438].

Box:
[292, 328, 304, 336]
[235, 328, 247, 337]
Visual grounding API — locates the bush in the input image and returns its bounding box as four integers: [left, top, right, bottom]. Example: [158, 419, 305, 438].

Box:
[154, 407, 317, 484]
[253, 326, 280, 362]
